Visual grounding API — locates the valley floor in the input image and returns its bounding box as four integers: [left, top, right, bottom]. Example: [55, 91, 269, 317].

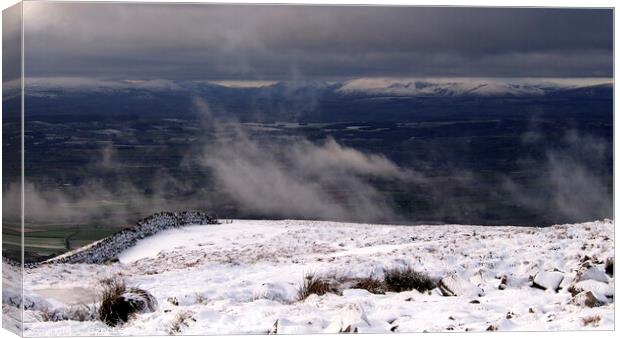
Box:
[4, 219, 615, 335]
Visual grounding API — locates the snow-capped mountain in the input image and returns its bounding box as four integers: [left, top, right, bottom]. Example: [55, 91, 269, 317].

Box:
[19, 77, 612, 98]
[336, 78, 612, 97]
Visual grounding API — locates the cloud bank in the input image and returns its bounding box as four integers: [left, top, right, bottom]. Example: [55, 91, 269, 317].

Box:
[22, 3, 612, 80]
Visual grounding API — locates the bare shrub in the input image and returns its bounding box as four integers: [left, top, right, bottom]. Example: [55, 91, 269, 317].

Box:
[297, 273, 339, 301]
[168, 311, 195, 335]
[383, 266, 435, 293]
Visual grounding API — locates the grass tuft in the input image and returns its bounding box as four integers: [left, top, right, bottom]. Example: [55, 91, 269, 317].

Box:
[353, 277, 385, 294]
[98, 278, 156, 327]
[383, 266, 435, 293]
[297, 273, 339, 301]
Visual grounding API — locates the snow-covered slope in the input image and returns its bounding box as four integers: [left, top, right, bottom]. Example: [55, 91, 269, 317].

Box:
[13, 219, 615, 335]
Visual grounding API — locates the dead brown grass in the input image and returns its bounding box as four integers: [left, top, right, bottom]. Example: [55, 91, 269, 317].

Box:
[353, 277, 385, 294]
[383, 266, 435, 293]
[297, 273, 339, 301]
[582, 315, 601, 327]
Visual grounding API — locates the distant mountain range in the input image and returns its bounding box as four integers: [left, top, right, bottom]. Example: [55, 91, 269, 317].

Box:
[4, 77, 612, 122]
[336, 78, 613, 98]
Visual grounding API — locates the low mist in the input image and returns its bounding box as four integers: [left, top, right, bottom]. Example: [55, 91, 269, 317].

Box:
[192, 98, 418, 223]
[502, 131, 612, 222]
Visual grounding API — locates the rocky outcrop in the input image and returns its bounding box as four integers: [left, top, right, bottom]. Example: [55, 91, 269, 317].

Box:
[437, 274, 484, 297]
[44, 211, 218, 264]
[567, 259, 613, 307]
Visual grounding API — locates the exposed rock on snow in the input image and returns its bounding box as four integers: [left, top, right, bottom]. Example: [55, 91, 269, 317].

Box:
[576, 266, 609, 284]
[571, 291, 607, 308]
[532, 271, 564, 292]
[570, 280, 613, 298]
[497, 275, 508, 290]
[437, 274, 484, 297]
[99, 282, 158, 327]
[605, 257, 614, 276]
[324, 303, 370, 333]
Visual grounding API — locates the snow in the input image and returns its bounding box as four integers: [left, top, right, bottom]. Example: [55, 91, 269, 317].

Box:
[118, 222, 286, 264]
[12, 219, 615, 335]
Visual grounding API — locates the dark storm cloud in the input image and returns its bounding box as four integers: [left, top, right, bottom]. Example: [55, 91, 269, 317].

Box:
[23, 3, 612, 79]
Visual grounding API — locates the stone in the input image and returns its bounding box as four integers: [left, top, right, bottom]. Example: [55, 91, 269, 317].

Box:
[532, 271, 564, 292]
[438, 274, 484, 297]
[571, 291, 606, 308]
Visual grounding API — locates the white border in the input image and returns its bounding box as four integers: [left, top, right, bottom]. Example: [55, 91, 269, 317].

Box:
[0, 1, 616, 338]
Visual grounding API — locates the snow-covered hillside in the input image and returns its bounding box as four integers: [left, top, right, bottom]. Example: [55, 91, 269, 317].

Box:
[7, 219, 615, 335]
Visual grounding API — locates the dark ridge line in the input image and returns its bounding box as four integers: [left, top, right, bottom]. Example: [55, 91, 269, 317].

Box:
[39, 211, 219, 266]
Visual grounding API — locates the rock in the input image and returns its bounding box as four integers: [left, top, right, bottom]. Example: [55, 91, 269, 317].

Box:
[498, 275, 508, 290]
[532, 271, 564, 292]
[486, 325, 497, 331]
[120, 288, 157, 313]
[437, 274, 484, 297]
[253, 282, 297, 303]
[576, 266, 608, 283]
[340, 325, 358, 333]
[268, 319, 279, 334]
[569, 280, 613, 297]
[324, 303, 370, 333]
[605, 257, 614, 277]
[571, 291, 607, 308]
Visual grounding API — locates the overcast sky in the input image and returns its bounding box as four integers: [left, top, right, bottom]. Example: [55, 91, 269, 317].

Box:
[22, 3, 613, 81]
